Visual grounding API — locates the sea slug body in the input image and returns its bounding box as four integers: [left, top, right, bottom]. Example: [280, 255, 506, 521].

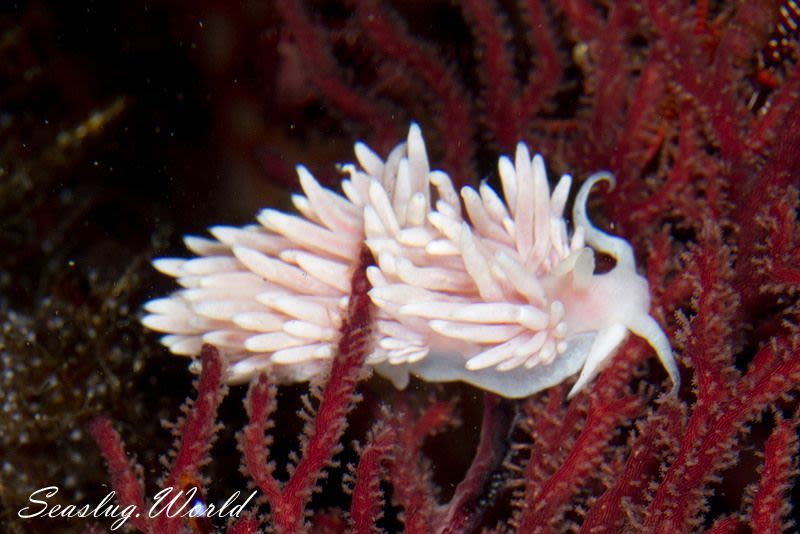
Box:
[142, 125, 680, 398]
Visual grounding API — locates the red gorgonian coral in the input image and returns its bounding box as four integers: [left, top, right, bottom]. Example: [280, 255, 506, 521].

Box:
[92, 0, 800, 532]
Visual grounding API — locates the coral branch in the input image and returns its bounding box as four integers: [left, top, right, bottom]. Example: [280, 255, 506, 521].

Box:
[559, 0, 603, 40]
[388, 400, 453, 534]
[518, 0, 563, 127]
[276, 0, 400, 151]
[352, 0, 476, 185]
[160, 344, 227, 490]
[88, 416, 152, 533]
[241, 373, 282, 503]
[438, 394, 514, 532]
[582, 397, 686, 530]
[227, 515, 261, 534]
[517, 394, 644, 529]
[680, 222, 740, 400]
[91, 345, 228, 534]
[350, 421, 395, 533]
[644, 342, 800, 530]
[584, 1, 639, 164]
[242, 246, 375, 532]
[280, 247, 374, 507]
[705, 517, 747, 534]
[460, 0, 520, 149]
[751, 418, 799, 531]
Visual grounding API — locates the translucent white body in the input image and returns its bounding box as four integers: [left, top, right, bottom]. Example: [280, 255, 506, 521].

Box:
[142, 125, 679, 398]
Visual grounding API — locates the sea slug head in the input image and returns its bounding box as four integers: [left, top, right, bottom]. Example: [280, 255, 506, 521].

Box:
[369, 141, 681, 399]
[548, 172, 680, 398]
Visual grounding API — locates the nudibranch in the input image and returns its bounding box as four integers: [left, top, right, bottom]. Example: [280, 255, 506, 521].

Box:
[142, 125, 679, 399]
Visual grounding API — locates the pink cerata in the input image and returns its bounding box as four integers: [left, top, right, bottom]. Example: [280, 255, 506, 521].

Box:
[142, 124, 680, 399]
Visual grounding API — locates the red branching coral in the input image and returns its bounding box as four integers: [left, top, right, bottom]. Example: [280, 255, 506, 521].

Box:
[349, 420, 395, 532]
[752, 417, 800, 529]
[89, 344, 228, 534]
[91, 247, 375, 532]
[91, 0, 800, 532]
[241, 246, 375, 532]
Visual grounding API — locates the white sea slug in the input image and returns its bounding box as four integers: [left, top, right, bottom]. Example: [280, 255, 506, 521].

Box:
[142, 124, 680, 399]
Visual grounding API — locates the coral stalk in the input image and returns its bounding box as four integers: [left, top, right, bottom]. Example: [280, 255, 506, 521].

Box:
[242, 246, 374, 532]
